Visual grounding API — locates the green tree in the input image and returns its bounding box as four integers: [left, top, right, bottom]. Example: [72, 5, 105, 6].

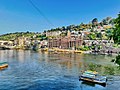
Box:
[112, 53, 120, 67]
[92, 18, 98, 27]
[113, 13, 120, 44]
[111, 13, 120, 68]
[62, 26, 66, 31]
[96, 32, 102, 39]
[109, 18, 115, 25]
[106, 29, 113, 40]
[88, 33, 96, 40]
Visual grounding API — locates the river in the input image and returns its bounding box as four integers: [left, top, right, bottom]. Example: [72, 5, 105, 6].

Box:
[0, 50, 120, 90]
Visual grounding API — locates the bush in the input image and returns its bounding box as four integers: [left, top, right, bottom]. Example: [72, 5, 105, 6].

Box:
[77, 46, 90, 51]
[111, 53, 120, 67]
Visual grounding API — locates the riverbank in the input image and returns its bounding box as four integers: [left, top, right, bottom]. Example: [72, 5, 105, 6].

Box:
[1, 46, 119, 55]
[40, 48, 92, 54]
[40, 48, 120, 55]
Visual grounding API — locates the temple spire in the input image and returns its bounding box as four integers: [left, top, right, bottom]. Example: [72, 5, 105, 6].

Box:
[67, 30, 71, 38]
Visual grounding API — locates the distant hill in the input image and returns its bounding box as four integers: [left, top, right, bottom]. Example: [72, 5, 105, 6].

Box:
[0, 32, 42, 41]
[45, 17, 115, 32]
[0, 17, 115, 41]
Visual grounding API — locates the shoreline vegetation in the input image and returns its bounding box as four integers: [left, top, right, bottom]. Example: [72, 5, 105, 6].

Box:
[1, 47, 119, 56]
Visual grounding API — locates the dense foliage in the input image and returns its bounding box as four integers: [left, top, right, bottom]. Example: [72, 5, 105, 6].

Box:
[113, 13, 120, 44]
[112, 53, 120, 67]
[111, 13, 120, 67]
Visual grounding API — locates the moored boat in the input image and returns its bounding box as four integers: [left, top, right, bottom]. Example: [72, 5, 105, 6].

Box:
[0, 62, 8, 70]
[79, 70, 107, 86]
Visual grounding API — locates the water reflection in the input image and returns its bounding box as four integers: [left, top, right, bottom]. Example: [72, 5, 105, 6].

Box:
[0, 50, 119, 76]
[0, 50, 120, 90]
[81, 81, 95, 87]
[79, 81, 106, 90]
[48, 52, 119, 75]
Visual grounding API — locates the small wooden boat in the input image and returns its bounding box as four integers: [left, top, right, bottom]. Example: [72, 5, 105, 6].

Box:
[79, 70, 107, 86]
[0, 62, 8, 70]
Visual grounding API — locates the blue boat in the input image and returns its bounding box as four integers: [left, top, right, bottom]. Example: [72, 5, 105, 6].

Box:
[0, 62, 8, 70]
[79, 70, 107, 86]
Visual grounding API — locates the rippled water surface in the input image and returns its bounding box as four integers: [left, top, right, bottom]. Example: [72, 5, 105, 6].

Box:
[0, 50, 120, 90]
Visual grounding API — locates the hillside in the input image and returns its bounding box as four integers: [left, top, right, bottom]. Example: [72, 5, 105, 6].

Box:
[46, 17, 114, 32]
[0, 17, 115, 41]
[0, 32, 47, 41]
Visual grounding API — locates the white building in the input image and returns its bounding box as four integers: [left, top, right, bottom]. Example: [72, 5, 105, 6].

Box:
[46, 31, 62, 37]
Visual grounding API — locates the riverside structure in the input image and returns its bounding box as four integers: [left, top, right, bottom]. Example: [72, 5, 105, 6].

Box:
[48, 31, 83, 50]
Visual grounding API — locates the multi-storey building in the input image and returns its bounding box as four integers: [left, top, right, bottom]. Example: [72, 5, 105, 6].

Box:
[48, 31, 83, 50]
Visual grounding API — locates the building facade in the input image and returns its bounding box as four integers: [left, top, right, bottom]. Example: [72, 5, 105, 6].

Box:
[48, 31, 83, 50]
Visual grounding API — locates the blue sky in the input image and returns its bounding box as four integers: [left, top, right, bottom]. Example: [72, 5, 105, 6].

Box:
[0, 0, 120, 34]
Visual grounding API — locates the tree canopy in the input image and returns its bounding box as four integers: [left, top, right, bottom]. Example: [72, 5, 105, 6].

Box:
[113, 13, 120, 44]
[111, 13, 120, 67]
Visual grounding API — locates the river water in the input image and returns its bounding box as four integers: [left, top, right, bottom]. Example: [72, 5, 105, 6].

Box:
[0, 50, 120, 90]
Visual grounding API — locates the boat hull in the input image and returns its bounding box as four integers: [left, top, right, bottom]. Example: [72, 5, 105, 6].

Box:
[0, 64, 8, 70]
[79, 77, 106, 87]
